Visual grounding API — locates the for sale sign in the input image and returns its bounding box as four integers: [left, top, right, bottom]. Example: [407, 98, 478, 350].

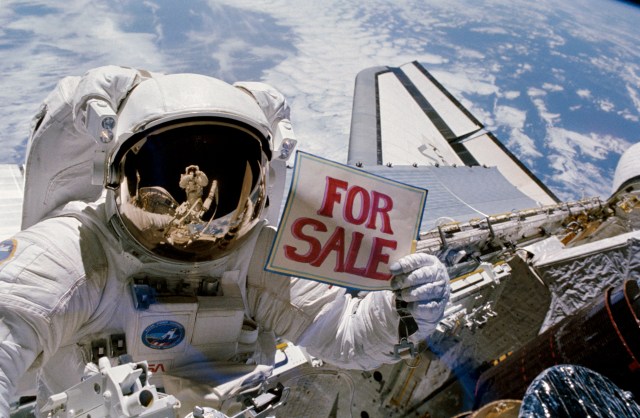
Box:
[266, 152, 427, 290]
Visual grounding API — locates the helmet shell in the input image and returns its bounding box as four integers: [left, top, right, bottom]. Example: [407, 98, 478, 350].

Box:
[106, 74, 273, 264]
[115, 73, 270, 142]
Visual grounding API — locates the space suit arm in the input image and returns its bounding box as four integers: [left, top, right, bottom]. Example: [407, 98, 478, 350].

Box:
[0, 310, 42, 416]
[70, 65, 155, 134]
[233, 81, 291, 133]
[247, 226, 449, 370]
[295, 288, 404, 369]
[293, 268, 449, 370]
[0, 217, 109, 416]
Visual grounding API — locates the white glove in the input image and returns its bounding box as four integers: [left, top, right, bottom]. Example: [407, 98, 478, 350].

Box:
[389, 253, 450, 343]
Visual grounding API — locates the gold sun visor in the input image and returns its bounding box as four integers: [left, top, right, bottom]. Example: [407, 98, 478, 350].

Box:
[113, 120, 268, 262]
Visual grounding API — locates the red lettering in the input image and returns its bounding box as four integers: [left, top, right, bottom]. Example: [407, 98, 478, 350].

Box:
[148, 363, 166, 373]
[311, 226, 345, 271]
[317, 177, 348, 218]
[284, 217, 326, 263]
[365, 237, 397, 280]
[365, 191, 394, 234]
[285, 217, 398, 281]
[316, 177, 394, 234]
[344, 185, 369, 225]
[344, 231, 367, 276]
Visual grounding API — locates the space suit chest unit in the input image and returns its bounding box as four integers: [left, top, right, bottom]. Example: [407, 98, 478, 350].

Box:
[121, 269, 256, 377]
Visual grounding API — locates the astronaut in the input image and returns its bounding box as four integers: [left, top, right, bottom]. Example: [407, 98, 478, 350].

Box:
[177, 165, 209, 217]
[0, 66, 450, 416]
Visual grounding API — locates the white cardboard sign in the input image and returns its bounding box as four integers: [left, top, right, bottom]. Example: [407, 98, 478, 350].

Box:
[266, 152, 427, 290]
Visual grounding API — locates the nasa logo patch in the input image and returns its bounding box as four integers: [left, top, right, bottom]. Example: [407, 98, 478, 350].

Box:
[0, 239, 17, 264]
[141, 320, 186, 350]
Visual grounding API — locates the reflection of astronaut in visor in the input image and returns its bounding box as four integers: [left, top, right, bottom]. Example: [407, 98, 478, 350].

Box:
[179, 165, 209, 214]
[167, 165, 220, 246]
[118, 121, 266, 261]
[174, 165, 213, 223]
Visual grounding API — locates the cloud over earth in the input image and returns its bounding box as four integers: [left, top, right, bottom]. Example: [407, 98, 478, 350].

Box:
[1, 0, 639, 201]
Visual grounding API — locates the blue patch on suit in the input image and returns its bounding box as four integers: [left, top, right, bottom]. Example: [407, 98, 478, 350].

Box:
[0, 239, 17, 264]
[141, 320, 186, 350]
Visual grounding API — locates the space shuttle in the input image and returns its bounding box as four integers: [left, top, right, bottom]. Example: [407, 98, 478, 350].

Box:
[2, 61, 640, 417]
[337, 61, 640, 417]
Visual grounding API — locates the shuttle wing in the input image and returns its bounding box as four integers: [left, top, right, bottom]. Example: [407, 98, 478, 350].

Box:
[348, 61, 559, 207]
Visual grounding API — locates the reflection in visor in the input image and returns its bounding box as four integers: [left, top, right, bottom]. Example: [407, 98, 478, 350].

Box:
[115, 121, 268, 262]
[129, 162, 260, 249]
[165, 163, 251, 246]
[173, 165, 216, 227]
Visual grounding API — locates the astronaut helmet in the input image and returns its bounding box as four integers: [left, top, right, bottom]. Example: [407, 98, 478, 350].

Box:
[105, 74, 272, 263]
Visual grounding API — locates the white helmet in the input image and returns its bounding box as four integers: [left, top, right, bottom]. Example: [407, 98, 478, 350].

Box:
[105, 74, 273, 263]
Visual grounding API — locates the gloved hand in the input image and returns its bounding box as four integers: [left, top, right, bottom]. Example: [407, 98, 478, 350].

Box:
[389, 253, 450, 344]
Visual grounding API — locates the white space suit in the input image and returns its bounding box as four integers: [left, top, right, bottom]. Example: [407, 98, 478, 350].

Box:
[0, 66, 450, 417]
